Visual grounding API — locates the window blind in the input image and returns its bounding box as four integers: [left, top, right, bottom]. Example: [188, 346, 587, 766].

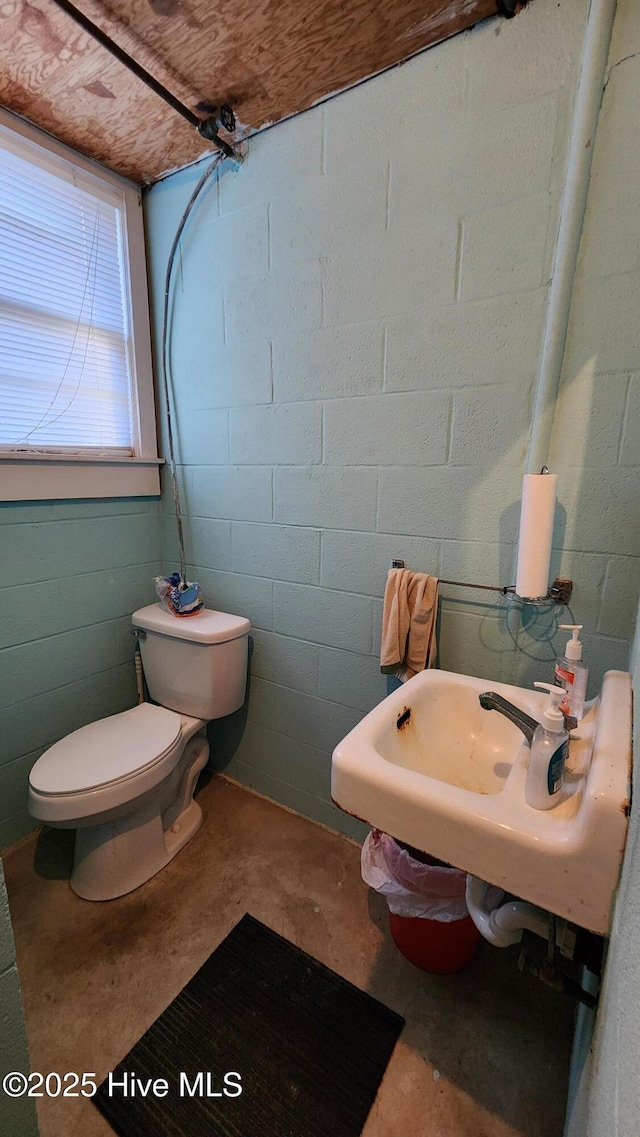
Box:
[0, 141, 134, 453]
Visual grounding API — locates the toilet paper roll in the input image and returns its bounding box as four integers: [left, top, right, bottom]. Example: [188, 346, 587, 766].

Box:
[515, 473, 558, 600]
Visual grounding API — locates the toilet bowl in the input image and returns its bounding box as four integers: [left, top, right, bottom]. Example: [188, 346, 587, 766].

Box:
[28, 604, 250, 901]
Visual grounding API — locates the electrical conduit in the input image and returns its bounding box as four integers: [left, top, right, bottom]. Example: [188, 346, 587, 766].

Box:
[526, 0, 618, 474]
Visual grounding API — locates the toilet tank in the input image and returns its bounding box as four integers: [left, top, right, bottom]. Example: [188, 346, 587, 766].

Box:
[131, 604, 250, 720]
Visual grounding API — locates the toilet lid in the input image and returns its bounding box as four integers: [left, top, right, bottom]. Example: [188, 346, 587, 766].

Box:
[132, 603, 250, 644]
[29, 704, 182, 796]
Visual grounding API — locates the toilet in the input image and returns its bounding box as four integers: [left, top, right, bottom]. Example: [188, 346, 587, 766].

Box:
[28, 604, 250, 901]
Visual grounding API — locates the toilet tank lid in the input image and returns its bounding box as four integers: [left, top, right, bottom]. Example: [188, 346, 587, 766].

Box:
[132, 604, 250, 644]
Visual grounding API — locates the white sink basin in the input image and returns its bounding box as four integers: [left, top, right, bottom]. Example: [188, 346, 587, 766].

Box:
[331, 669, 632, 935]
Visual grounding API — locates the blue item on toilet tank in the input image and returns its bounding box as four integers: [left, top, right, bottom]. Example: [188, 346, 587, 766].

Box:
[154, 572, 204, 616]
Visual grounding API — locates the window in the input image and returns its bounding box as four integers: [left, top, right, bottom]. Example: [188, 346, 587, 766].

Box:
[0, 110, 160, 500]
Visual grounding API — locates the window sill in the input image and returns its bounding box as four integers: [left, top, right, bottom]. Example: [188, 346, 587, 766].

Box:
[0, 454, 163, 501]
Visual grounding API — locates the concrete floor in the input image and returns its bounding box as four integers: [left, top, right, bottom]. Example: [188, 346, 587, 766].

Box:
[3, 775, 574, 1137]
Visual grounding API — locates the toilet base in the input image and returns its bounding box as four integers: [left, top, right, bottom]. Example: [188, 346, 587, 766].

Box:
[70, 734, 209, 901]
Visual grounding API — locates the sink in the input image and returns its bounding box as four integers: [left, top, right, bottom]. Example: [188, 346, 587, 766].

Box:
[331, 669, 632, 935]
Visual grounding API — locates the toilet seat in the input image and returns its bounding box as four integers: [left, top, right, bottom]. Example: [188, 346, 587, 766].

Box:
[29, 704, 183, 797]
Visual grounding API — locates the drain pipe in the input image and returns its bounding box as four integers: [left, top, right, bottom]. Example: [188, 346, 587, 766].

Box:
[466, 875, 549, 947]
[526, 0, 617, 473]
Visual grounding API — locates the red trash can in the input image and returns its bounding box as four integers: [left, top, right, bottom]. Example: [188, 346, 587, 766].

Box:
[388, 910, 480, 974]
[362, 834, 481, 974]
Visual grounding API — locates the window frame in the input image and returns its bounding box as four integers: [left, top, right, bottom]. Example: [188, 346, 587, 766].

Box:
[0, 107, 161, 501]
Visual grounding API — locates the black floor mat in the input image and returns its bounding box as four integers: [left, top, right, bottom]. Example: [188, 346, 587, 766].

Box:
[94, 913, 404, 1137]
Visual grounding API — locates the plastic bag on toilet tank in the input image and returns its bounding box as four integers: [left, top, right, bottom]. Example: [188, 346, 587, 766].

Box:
[361, 830, 469, 921]
[154, 572, 203, 617]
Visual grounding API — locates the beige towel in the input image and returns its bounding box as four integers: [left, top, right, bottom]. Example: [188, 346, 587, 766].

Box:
[380, 569, 439, 681]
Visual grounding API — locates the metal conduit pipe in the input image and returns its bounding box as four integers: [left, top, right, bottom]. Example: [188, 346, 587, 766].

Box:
[526, 0, 618, 474]
[49, 0, 238, 157]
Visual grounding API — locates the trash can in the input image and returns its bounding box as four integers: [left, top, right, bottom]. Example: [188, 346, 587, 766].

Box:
[361, 830, 480, 974]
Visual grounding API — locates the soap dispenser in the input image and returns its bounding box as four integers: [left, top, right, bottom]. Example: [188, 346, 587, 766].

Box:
[555, 624, 589, 721]
[526, 682, 569, 811]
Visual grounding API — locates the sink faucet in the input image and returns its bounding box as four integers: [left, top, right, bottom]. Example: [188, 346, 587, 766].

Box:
[478, 693, 539, 746]
[479, 692, 577, 741]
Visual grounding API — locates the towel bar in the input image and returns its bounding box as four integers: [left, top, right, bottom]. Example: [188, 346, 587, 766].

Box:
[390, 561, 572, 605]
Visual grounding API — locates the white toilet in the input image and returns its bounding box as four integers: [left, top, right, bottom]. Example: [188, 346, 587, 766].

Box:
[28, 604, 250, 901]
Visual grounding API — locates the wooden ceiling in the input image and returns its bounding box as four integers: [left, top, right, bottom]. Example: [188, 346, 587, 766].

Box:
[0, 0, 512, 185]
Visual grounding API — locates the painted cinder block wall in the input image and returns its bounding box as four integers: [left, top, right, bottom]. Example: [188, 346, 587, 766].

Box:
[0, 859, 38, 1135]
[144, 0, 638, 837]
[548, 0, 640, 672]
[561, 0, 640, 1132]
[0, 500, 162, 847]
[566, 605, 640, 1137]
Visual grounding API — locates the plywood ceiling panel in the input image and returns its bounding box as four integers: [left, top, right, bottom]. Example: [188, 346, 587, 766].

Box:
[0, 0, 514, 184]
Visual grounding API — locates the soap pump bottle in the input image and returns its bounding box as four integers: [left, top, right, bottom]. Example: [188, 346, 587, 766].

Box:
[555, 624, 589, 721]
[525, 682, 569, 811]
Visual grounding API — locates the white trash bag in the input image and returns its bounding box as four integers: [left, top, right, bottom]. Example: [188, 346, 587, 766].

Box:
[361, 830, 469, 922]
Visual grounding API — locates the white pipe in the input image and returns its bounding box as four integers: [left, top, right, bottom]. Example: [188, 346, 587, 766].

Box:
[466, 875, 549, 948]
[492, 899, 549, 942]
[466, 876, 517, 947]
[526, 0, 617, 473]
[466, 877, 506, 944]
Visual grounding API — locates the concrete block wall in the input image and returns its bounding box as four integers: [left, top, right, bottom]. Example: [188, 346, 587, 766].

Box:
[144, 0, 638, 836]
[0, 500, 162, 848]
[566, 603, 640, 1137]
[548, 0, 640, 671]
[561, 2, 640, 1133]
[0, 859, 38, 1135]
